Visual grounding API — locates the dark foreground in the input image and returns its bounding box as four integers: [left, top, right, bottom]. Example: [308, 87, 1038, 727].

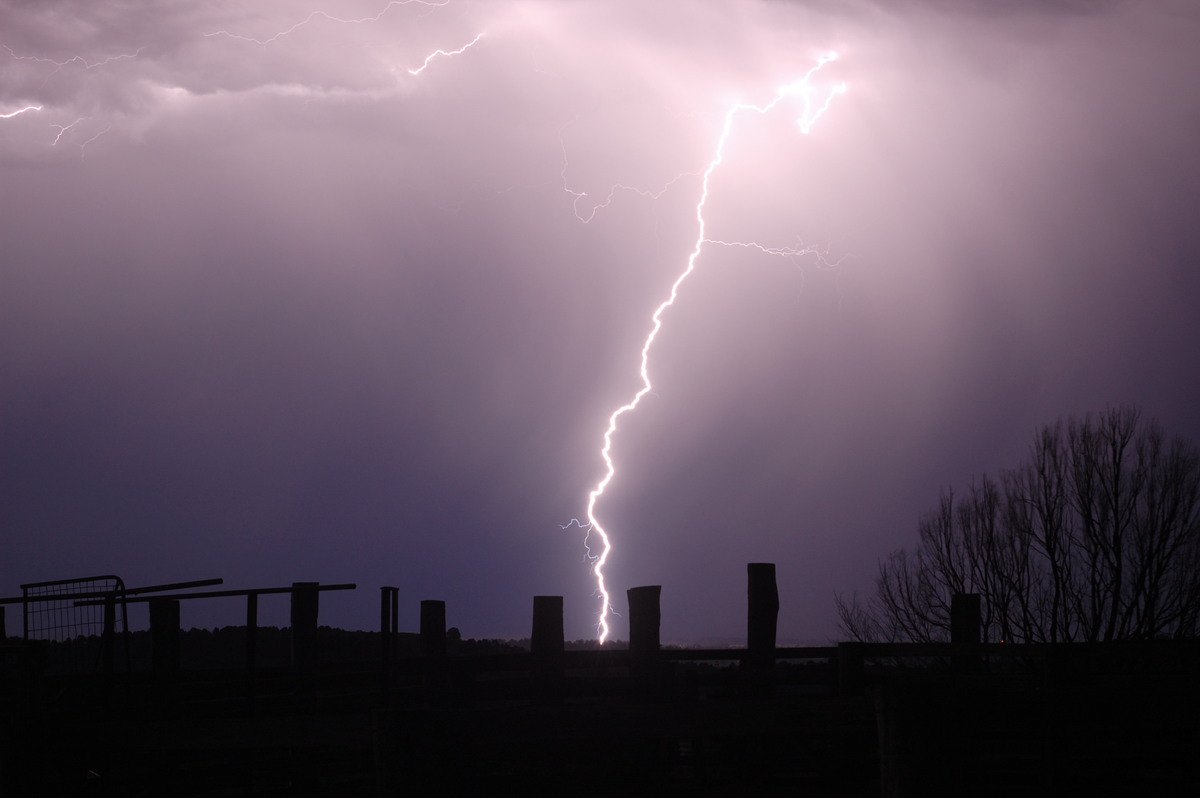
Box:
[2, 637, 1199, 797]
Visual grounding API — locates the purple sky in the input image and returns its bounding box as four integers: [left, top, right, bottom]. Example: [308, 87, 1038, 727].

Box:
[3, 0, 1199, 643]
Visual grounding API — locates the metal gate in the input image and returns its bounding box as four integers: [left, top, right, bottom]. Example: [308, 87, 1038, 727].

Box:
[21, 575, 129, 674]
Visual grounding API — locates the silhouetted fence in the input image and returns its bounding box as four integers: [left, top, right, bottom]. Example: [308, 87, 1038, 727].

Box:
[21, 575, 125, 643]
[77, 581, 357, 675]
[9, 570, 1192, 696]
[0, 576, 223, 674]
[382, 573, 1199, 705]
[375, 574, 1199, 797]
[3, 569, 1197, 796]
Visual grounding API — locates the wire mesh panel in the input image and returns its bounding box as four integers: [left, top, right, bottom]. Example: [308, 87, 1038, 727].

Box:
[21, 575, 128, 674]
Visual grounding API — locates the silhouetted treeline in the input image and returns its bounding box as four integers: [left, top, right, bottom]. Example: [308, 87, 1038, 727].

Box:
[840, 406, 1200, 644]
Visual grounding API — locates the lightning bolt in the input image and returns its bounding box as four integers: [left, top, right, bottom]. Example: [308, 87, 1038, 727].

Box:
[407, 31, 485, 75]
[50, 118, 85, 145]
[2, 44, 145, 96]
[39, 115, 107, 159]
[78, 125, 111, 161]
[200, 3, 484, 81]
[576, 52, 846, 644]
[2, 44, 144, 71]
[202, 0, 450, 45]
[4, 2, 480, 157]
[3, 43, 140, 156]
[559, 119, 700, 224]
[1, 105, 42, 119]
[702, 237, 837, 262]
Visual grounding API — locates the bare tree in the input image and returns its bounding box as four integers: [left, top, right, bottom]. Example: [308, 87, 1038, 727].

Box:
[837, 406, 1200, 643]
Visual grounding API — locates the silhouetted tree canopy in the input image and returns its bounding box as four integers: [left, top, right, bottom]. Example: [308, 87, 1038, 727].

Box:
[838, 406, 1200, 643]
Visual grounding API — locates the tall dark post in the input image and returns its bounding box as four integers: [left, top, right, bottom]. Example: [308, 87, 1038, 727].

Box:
[838, 641, 865, 696]
[531, 596, 564, 657]
[0, 605, 5, 640]
[380, 587, 400, 701]
[747, 563, 780, 671]
[951, 592, 982, 673]
[420, 600, 447, 659]
[246, 593, 259, 672]
[380, 588, 392, 692]
[102, 594, 117, 676]
[380, 589, 390, 661]
[149, 598, 181, 677]
[290, 582, 320, 671]
[245, 592, 259, 712]
[531, 596, 565, 703]
[627, 585, 661, 671]
[420, 599, 447, 691]
[950, 593, 981, 644]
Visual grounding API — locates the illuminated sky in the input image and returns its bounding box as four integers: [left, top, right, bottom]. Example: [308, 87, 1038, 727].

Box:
[3, 0, 1199, 642]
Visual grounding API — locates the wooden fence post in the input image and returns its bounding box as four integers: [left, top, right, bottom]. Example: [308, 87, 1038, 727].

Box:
[246, 593, 259, 672]
[531, 595, 564, 703]
[380, 587, 399, 700]
[149, 597, 181, 678]
[951, 593, 981, 673]
[102, 594, 117, 677]
[381, 589, 391, 671]
[421, 599, 447, 689]
[245, 592, 259, 712]
[627, 586, 661, 680]
[420, 600, 446, 658]
[839, 641, 865, 695]
[747, 563, 779, 671]
[290, 582, 320, 671]
[531, 595, 564, 658]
